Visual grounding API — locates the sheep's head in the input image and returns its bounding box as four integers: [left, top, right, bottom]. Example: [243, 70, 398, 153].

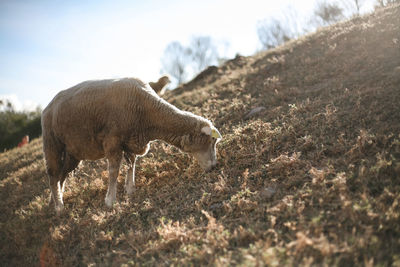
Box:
[181, 125, 222, 171]
[159, 75, 171, 86]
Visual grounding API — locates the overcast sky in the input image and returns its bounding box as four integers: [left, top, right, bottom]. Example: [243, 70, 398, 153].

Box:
[0, 0, 374, 110]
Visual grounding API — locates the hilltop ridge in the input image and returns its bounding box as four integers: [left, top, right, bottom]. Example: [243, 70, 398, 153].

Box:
[1, 4, 399, 266]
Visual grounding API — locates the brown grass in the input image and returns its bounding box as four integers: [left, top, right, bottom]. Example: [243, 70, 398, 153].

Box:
[1, 4, 400, 266]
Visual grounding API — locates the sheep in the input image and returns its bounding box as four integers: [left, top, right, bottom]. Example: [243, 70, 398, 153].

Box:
[149, 75, 171, 95]
[41, 77, 222, 215]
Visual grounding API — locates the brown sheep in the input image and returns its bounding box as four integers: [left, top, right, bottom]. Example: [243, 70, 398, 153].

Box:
[149, 75, 171, 95]
[41, 77, 222, 215]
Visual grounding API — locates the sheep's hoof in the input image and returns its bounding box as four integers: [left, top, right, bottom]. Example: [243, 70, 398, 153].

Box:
[125, 186, 136, 196]
[105, 196, 116, 208]
[55, 205, 64, 216]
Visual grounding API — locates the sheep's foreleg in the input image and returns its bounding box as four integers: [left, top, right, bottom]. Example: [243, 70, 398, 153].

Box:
[105, 155, 121, 208]
[125, 154, 137, 196]
[49, 177, 64, 215]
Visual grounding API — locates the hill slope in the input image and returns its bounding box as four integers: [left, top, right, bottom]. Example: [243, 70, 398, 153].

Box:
[1, 4, 400, 266]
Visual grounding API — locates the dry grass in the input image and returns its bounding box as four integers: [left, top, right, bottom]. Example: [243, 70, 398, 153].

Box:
[1, 4, 400, 266]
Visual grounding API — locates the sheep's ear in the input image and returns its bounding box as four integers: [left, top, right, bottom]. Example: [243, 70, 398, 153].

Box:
[201, 126, 212, 135]
[211, 128, 222, 139]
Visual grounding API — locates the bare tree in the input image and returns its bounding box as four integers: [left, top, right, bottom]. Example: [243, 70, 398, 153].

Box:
[161, 36, 220, 85]
[375, 0, 400, 6]
[339, 0, 365, 16]
[353, 0, 364, 14]
[161, 42, 190, 85]
[257, 7, 304, 50]
[312, 0, 345, 27]
[257, 18, 292, 49]
[188, 36, 218, 73]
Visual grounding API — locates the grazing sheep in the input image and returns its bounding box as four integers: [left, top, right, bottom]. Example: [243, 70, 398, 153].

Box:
[149, 75, 171, 95]
[41, 77, 222, 215]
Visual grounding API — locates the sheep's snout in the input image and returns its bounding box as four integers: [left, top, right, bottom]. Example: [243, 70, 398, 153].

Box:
[193, 150, 217, 172]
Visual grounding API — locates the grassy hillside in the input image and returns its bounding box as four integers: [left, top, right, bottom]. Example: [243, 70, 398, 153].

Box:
[1, 4, 400, 266]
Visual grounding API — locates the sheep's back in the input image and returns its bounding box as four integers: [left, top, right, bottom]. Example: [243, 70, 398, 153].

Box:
[43, 78, 153, 158]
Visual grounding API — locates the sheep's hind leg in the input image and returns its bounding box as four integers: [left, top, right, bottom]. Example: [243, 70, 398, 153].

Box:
[124, 152, 137, 196]
[49, 152, 80, 214]
[43, 134, 64, 215]
[60, 153, 80, 192]
[49, 177, 64, 215]
[105, 155, 122, 208]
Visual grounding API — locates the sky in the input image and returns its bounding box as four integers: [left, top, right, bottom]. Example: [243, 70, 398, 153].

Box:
[0, 0, 375, 111]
